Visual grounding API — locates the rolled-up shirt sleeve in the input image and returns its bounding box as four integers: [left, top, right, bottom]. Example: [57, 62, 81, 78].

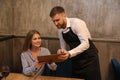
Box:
[68, 19, 91, 58]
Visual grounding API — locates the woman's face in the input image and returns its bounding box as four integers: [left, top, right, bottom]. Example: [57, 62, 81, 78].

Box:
[31, 33, 41, 48]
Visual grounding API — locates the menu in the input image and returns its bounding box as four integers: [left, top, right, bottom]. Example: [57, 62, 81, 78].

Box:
[37, 54, 64, 63]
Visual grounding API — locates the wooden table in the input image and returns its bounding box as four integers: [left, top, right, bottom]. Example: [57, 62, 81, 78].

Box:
[5, 73, 84, 80]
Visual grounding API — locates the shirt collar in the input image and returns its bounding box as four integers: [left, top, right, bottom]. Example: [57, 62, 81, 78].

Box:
[66, 17, 70, 28]
[62, 17, 70, 32]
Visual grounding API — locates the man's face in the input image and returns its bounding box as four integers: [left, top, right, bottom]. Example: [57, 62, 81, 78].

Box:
[51, 13, 66, 29]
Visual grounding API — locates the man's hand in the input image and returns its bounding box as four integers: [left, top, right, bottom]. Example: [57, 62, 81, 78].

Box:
[57, 49, 70, 61]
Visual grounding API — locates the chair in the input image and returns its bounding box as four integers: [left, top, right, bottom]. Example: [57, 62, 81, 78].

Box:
[42, 59, 72, 77]
[55, 59, 72, 77]
[111, 58, 120, 80]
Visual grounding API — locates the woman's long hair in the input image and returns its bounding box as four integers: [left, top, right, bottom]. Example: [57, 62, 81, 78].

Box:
[22, 30, 41, 52]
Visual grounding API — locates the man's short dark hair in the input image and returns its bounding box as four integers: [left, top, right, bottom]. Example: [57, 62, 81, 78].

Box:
[49, 6, 65, 17]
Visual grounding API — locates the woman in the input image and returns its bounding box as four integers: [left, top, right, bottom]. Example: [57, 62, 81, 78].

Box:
[21, 30, 57, 76]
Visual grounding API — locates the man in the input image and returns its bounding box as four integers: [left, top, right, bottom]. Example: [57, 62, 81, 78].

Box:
[49, 6, 101, 80]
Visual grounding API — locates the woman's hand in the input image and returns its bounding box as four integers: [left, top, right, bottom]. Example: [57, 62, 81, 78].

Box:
[35, 62, 46, 69]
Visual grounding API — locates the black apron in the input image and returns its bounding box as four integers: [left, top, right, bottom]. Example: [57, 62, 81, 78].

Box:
[62, 27, 101, 80]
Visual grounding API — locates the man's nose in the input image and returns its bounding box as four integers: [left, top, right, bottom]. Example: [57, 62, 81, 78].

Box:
[54, 21, 58, 26]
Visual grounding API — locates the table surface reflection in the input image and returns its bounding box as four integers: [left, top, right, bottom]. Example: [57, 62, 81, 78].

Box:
[5, 73, 84, 80]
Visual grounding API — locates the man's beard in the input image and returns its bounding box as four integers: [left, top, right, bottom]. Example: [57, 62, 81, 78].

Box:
[60, 22, 66, 29]
[56, 24, 62, 29]
[56, 21, 66, 29]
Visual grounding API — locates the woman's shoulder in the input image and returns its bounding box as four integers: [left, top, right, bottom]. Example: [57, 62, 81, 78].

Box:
[21, 50, 30, 56]
[40, 47, 51, 55]
[41, 47, 49, 50]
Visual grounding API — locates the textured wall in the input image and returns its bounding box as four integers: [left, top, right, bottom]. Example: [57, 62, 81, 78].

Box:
[13, 0, 58, 37]
[0, 39, 13, 71]
[0, 0, 120, 40]
[64, 0, 120, 40]
[0, 0, 120, 80]
[0, 0, 13, 35]
[94, 41, 120, 80]
[13, 0, 120, 39]
[0, 38, 119, 80]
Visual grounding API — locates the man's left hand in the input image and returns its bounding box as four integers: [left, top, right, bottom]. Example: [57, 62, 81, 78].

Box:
[57, 49, 70, 61]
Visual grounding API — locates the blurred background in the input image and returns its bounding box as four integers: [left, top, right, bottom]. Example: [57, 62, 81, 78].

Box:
[0, 0, 120, 80]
